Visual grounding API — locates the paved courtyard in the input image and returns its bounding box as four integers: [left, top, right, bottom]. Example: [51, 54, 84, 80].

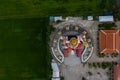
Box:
[57, 20, 120, 80]
[116, 21, 120, 30]
[64, 54, 80, 66]
[60, 63, 109, 80]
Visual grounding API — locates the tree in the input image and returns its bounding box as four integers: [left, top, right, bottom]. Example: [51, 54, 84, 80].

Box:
[56, 20, 62, 24]
[82, 77, 86, 80]
[88, 71, 93, 76]
[106, 72, 112, 77]
[98, 23, 117, 30]
[88, 63, 92, 68]
[113, 62, 118, 65]
[97, 53, 101, 57]
[97, 72, 100, 75]
[99, 0, 106, 10]
[112, 7, 120, 20]
[93, 62, 97, 68]
[54, 7, 68, 16]
[101, 53, 105, 57]
[97, 62, 101, 68]
[111, 53, 118, 58]
[61, 77, 64, 80]
[101, 62, 107, 69]
[97, 53, 105, 58]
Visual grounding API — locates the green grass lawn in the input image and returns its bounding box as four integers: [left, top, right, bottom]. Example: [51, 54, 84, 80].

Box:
[0, 0, 116, 19]
[0, 18, 51, 80]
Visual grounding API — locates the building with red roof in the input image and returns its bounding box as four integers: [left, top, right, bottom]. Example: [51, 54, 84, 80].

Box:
[63, 49, 69, 57]
[76, 43, 83, 49]
[76, 49, 82, 57]
[76, 44, 83, 57]
[67, 47, 73, 53]
[113, 65, 118, 80]
[100, 30, 120, 54]
[63, 47, 73, 57]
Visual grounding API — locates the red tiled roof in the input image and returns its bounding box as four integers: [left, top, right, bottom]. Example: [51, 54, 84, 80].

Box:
[63, 47, 73, 57]
[76, 44, 83, 49]
[114, 65, 118, 80]
[67, 47, 73, 53]
[63, 49, 69, 57]
[76, 49, 82, 57]
[100, 30, 120, 53]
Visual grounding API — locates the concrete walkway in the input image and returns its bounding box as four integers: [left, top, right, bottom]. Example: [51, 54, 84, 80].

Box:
[60, 63, 109, 80]
[64, 54, 80, 66]
[60, 63, 83, 80]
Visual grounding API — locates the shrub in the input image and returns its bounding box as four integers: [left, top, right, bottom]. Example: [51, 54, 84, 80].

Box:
[93, 62, 97, 68]
[111, 53, 118, 58]
[112, 7, 120, 21]
[97, 53, 105, 58]
[101, 62, 107, 69]
[97, 72, 100, 74]
[88, 63, 92, 68]
[98, 23, 117, 30]
[61, 77, 64, 80]
[88, 71, 93, 76]
[82, 77, 86, 80]
[56, 20, 62, 24]
[97, 62, 101, 68]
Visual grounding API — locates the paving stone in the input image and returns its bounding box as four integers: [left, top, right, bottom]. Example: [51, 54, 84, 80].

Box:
[51, 20, 120, 80]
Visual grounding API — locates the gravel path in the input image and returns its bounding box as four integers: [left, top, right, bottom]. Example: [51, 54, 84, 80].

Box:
[64, 54, 80, 66]
[60, 64, 83, 80]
